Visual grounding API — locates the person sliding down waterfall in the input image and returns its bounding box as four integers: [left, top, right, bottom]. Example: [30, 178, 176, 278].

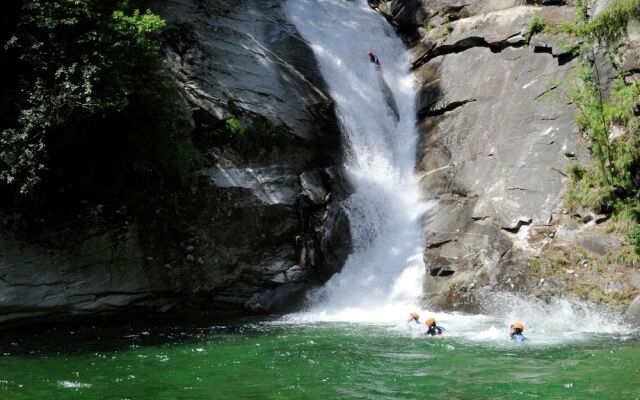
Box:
[408, 312, 420, 324]
[425, 317, 446, 336]
[510, 322, 526, 342]
[367, 50, 380, 66]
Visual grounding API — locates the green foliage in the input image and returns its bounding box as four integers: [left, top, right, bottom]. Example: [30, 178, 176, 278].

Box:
[112, 9, 165, 45]
[439, 23, 454, 38]
[571, 279, 632, 305]
[584, 0, 640, 44]
[567, 164, 585, 181]
[569, 64, 613, 184]
[628, 225, 640, 254]
[617, 247, 640, 264]
[565, 165, 614, 212]
[0, 0, 193, 196]
[575, 0, 589, 25]
[558, 0, 639, 45]
[615, 207, 640, 224]
[551, 0, 639, 58]
[563, 10, 640, 238]
[528, 259, 541, 276]
[0, 128, 44, 194]
[224, 117, 293, 155]
[422, 23, 435, 31]
[564, 60, 640, 215]
[525, 14, 545, 43]
[550, 255, 569, 266]
[606, 206, 640, 237]
[579, 250, 590, 260]
[226, 118, 247, 137]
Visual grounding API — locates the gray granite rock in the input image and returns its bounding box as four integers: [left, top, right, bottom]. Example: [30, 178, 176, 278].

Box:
[156, 0, 337, 143]
[0, 226, 155, 326]
[417, 42, 583, 228]
[398, 3, 590, 311]
[300, 170, 328, 206]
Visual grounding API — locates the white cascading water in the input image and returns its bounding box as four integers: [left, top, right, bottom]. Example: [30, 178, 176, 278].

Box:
[285, 0, 431, 321]
[283, 0, 631, 341]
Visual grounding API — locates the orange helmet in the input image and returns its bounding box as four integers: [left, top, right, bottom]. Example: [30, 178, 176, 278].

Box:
[425, 317, 436, 327]
[367, 50, 373, 55]
[511, 322, 525, 331]
[409, 312, 419, 320]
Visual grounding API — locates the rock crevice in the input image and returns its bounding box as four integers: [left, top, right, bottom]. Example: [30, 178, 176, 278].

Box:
[412, 34, 526, 70]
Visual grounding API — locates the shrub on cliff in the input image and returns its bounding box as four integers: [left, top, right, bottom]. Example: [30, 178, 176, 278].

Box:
[0, 0, 195, 200]
[562, 0, 640, 244]
[525, 14, 545, 43]
[224, 117, 294, 156]
[585, 0, 640, 43]
[628, 225, 640, 254]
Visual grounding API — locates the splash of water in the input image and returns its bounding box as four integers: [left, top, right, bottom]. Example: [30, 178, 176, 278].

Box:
[285, 0, 431, 320]
[413, 294, 632, 345]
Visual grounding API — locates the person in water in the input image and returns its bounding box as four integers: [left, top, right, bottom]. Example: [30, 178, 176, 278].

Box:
[425, 317, 445, 336]
[408, 312, 420, 324]
[367, 50, 380, 65]
[510, 322, 526, 342]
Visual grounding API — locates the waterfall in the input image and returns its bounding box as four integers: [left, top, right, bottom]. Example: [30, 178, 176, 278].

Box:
[282, 0, 632, 339]
[285, 0, 432, 321]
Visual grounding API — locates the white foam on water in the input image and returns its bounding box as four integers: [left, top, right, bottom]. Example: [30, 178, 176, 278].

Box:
[385, 296, 632, 345]
[57, 381, 92, 389]
[282, 0, 632, 344]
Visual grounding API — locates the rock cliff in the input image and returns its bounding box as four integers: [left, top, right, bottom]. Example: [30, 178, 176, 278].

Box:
[371, 0, 640, 313]
[0, 0, 351, 328]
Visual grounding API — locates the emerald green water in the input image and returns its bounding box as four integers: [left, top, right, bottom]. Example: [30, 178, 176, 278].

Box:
[0, 322, 638, 399]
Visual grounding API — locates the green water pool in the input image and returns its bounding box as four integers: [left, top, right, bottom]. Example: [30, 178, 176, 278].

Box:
[0, 321, 638, 399]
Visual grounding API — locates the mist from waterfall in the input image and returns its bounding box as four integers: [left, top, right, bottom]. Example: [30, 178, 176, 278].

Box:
[285, 0, 431, 320]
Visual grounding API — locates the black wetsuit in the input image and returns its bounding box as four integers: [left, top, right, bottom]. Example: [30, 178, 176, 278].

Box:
[369, 54, 380, 65]
[426, 326, 443, 336]
[510, 328, 526, 342]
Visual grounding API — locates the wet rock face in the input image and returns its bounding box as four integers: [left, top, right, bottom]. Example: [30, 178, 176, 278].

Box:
[379, 2, 592, 311]
[157, 0, 340, 148]
[0, 0, 352, 328]
[147, 0, 355, 315]
[0, 224, 151, 326]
